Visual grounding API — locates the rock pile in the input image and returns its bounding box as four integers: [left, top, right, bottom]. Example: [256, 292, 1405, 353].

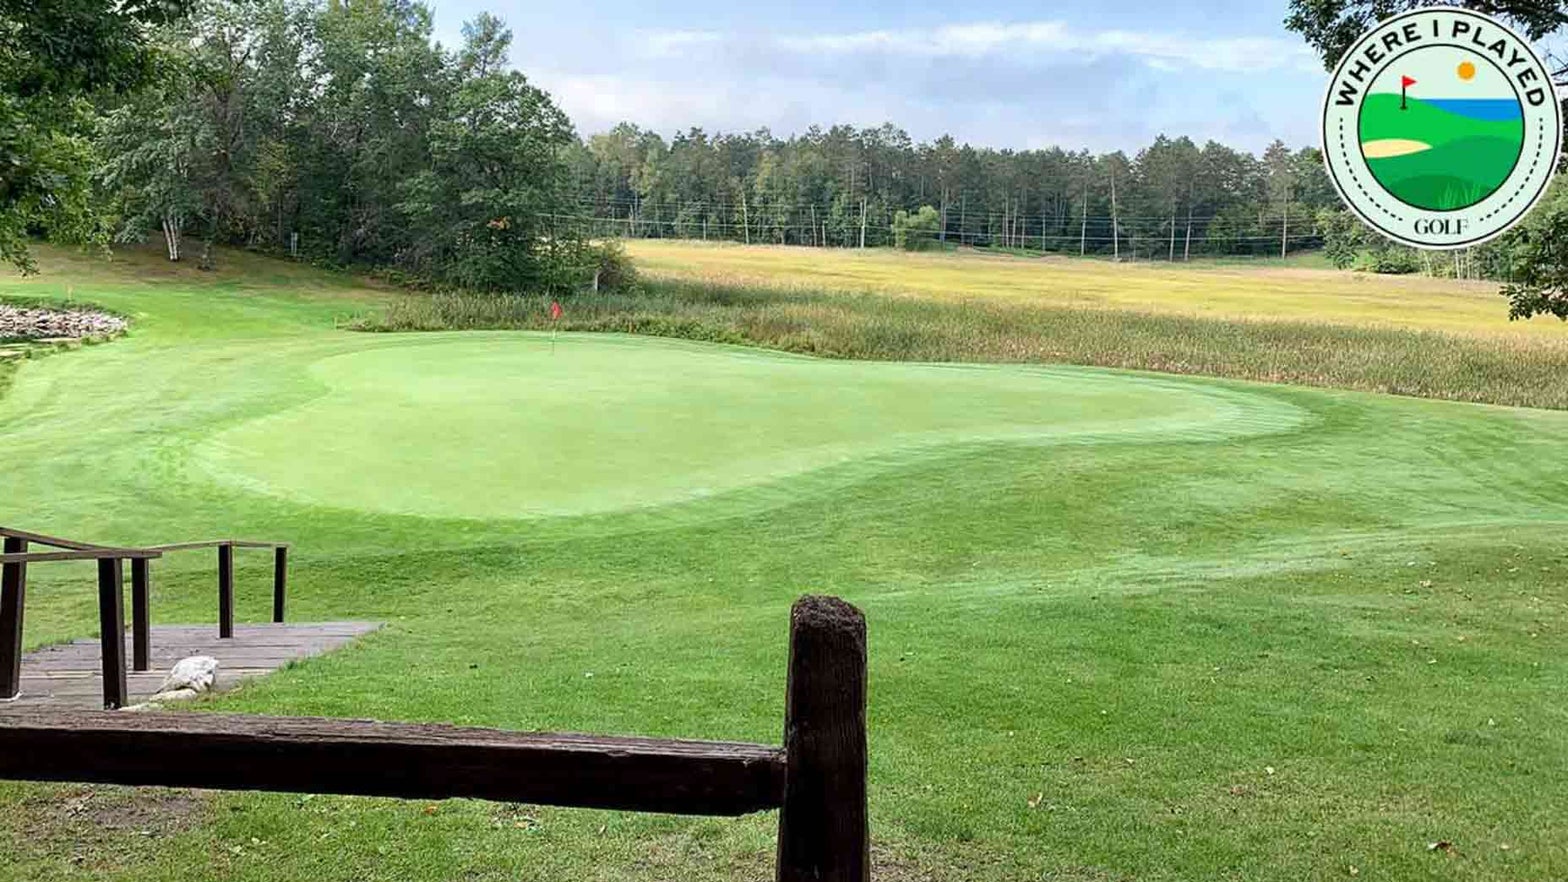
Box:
[0, 304, 127, 340]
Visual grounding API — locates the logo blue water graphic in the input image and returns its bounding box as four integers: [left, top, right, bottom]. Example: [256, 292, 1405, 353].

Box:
[1421, 99, 1523, 121]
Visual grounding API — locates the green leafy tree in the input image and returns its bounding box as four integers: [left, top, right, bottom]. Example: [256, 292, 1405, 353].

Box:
[1497, 179, 1568, 318]
[97, 83, 208, 261]
[0, 0, 190, 270]
[399, 13, 579, 291]
[892, 206, 941, 250]
[1286, 1, 1568, 71]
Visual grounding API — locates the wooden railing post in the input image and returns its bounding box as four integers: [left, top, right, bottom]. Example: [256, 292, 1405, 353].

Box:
[130, 559, 151, 672]
[217, 544, 234, 639]
[776, 595, 868, 882]
[97, 558, 127, 710]
[0, 536, 27, 700]
[272, 546, 287, 623]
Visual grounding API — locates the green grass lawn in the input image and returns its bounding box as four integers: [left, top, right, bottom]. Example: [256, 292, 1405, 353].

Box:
[1, 246, 1566, 880]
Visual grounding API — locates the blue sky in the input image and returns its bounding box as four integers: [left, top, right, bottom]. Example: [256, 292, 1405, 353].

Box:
[426, 0, 1333, 152]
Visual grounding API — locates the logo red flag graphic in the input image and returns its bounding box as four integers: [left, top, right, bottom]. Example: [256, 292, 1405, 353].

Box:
[549, 300, 562, 320]
[1401, 75, 1417, 88]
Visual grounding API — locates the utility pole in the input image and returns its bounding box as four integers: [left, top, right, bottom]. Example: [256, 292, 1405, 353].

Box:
[741, 191, 750, 245]
[859, 198, 867, 249]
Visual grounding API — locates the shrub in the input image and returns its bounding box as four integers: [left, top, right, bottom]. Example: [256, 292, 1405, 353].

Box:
[1353, 247, 1421, 275]
[587, 239, 638, 293]
[892, 206, 941, 251]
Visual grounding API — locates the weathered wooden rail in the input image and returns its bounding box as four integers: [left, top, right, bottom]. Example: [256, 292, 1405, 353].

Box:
[0, 526, 290, 707]
[0, 594, 869, 882]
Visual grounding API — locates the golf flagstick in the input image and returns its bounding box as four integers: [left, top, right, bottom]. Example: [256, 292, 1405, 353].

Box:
[549, 300, 562, 354]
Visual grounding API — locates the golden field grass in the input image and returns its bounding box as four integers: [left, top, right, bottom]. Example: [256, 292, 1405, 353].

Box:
[625, 240, 1568, 342]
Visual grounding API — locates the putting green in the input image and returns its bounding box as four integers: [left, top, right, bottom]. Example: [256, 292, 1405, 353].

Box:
[8, 249, 1568, 881]
[193, 333, 1305, 518]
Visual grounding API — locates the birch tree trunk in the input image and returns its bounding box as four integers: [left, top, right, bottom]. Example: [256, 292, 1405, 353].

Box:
[1110, 171, 1119, 261]
[1184, 205, 1193, 262]
[162, 214, 183, 262]
[1281, 201, 1289, 259]
[1079, 192, 1087, 256]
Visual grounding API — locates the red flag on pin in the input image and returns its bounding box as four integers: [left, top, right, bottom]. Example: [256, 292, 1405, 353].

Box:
[549, 300, 562, 320]
[1401, 75, 1417, 88]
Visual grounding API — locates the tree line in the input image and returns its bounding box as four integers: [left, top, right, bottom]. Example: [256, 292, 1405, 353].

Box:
[3, 0, 1346, 283]
[6, 0, 611, 293]
[567, 125, 1342, 258]
[6, 0, 1568, 317]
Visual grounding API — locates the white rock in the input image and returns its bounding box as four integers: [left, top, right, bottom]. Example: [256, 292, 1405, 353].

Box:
[148, 687, 202, 703]
[159, 656, 219, 694]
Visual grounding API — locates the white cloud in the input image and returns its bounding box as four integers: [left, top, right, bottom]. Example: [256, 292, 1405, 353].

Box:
[525, 19, 1326, 152]
[646, 20, 1317, 74]
[533, 70, 878, 138]
[641, 29, 723, 59]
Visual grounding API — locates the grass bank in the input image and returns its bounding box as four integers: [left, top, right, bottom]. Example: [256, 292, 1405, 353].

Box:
[2, 246, 1567, 880]
[360, 280, 1568, 409]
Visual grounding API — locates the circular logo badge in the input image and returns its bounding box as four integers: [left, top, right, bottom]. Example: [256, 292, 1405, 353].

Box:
[1322, 7, 1561, 249]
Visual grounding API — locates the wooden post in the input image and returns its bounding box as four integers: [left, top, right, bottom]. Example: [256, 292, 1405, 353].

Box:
[218, 544, 234, 639]
[131, 559, 151, 672]
[0, 536, 26, 700]
[97, 558, 127, 710]
[776, 595, 868, 882]
[272, 547, 287, 623]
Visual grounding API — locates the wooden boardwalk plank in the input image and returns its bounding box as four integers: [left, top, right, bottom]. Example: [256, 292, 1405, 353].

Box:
[0, 622, 381, 711]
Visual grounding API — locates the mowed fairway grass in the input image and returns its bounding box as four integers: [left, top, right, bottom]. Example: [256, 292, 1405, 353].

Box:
[1, 246, 1567, 881]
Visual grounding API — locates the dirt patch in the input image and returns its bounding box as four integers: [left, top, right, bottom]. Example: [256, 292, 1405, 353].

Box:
[4, 784, 211, 871]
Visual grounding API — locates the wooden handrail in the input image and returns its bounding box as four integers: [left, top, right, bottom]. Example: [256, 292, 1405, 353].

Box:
[0, 549, 162, 564]
[1, 527, 291, 707]
[0, 596, 871, 880]
[0, 710, 787, 815]
[0, 527, 288, 553]
[139, 540, 290, 552]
